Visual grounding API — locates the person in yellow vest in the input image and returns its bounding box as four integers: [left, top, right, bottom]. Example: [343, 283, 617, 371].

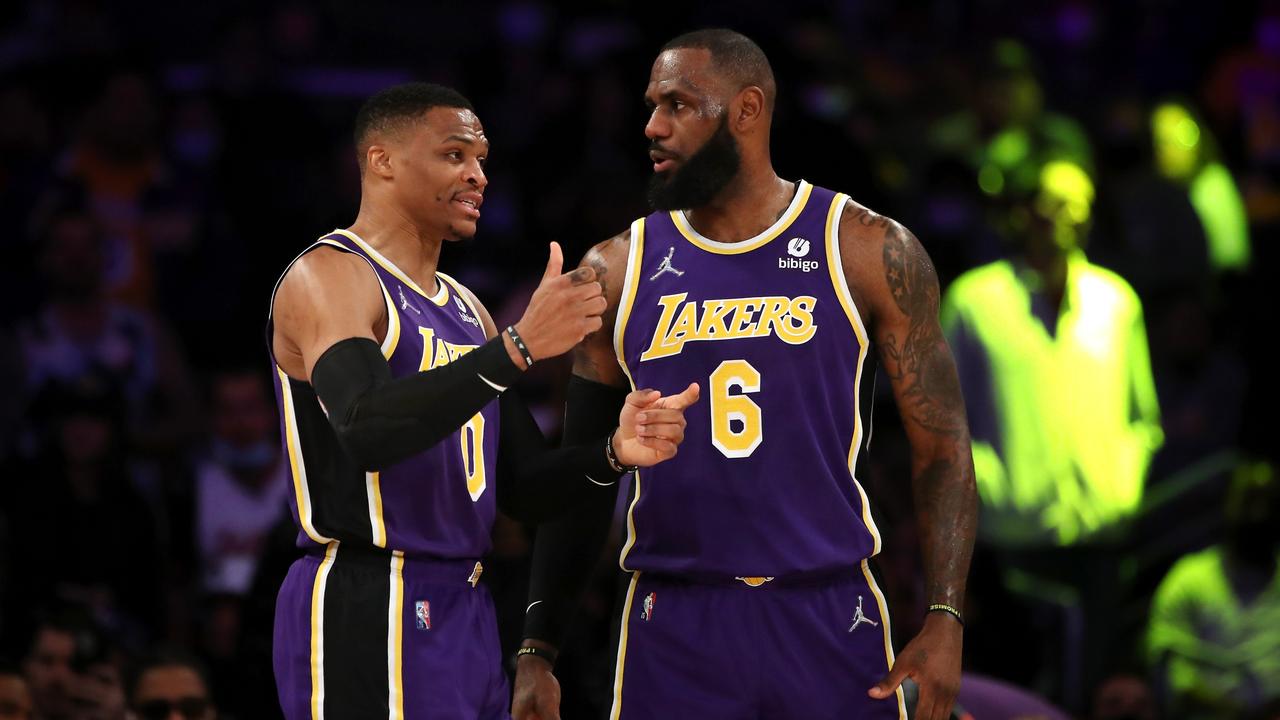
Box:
[941, 160, 1163, 708]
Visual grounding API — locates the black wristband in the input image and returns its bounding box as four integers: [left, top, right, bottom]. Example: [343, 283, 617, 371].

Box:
[505, 325, 534, 367]
[927, 603, 964, 626]
[515, 645, 557, 667]
[605, 429, 638, 473]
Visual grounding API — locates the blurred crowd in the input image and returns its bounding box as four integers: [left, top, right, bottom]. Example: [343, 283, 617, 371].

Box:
[0, 1, 1278, 718]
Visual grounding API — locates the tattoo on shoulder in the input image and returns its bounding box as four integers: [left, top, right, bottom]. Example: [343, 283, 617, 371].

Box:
[882, 222, 933, 317]
[849, 205, 892, 230]
[876, 222, 966, 438]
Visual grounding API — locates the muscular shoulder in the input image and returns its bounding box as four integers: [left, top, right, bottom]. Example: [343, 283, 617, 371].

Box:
[272, 244, 385, 376]
[581, 228, 632, 310]
[275, 245, 381, 314]
[572, 228, 633, 386]
[836, 200, 940, 330]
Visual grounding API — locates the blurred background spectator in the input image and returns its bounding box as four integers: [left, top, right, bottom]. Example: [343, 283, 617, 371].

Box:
[1146, 459, 1280, 719]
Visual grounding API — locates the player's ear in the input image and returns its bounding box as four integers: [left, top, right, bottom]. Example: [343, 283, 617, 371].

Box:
[734, 86, 766, 132]
[367, 143, 394, 179]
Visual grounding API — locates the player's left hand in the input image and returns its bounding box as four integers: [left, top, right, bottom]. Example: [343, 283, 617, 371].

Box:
[613, 383, 700, 467]
[868, 611, 962, 720]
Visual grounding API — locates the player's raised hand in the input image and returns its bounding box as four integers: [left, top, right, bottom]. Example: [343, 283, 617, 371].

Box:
[613, 383, 700, 467]
[868, 612, 963, 720]
[511, 242, 607, 362]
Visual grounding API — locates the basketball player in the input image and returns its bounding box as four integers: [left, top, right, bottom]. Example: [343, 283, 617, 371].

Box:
[513, 31, 978, 720]
[268, 83, 698, 719]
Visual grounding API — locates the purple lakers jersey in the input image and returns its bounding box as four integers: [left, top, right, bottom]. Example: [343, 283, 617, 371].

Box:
[268, 229, 499, 558]
[615, 181, 882, 579]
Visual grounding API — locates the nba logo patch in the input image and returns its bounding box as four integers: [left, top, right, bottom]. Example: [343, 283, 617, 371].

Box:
[641, 592, 656, 622]
[415, 600, 431, 630]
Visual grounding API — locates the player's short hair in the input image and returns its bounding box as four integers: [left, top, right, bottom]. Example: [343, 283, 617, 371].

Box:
[353, 82, 474, 171]
[661, 29, 776, 110]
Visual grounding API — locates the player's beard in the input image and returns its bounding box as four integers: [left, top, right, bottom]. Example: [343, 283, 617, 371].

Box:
[647, 114, 741, 211]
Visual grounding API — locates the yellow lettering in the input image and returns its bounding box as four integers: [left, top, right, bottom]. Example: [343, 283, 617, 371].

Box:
[418, 328, 437, 370]
[418, 327, 479, 370]
[696, 299, 735, 339]
[778, 296, 818, 345]
[639, 294, 818, 362]
[729, 299, 762, 336]
[754, 298, 790, 338]
[640, 293, 689, 361]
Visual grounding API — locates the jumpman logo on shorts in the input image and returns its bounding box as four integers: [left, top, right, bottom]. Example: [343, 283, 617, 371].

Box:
[848, 595, 879, 632]
[649, 247, 685, 281]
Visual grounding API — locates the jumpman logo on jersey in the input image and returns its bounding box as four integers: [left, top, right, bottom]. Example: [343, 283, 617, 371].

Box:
[399, 286, 422, 315]
[848, 595, 879, 632]
[649, 247, 685, 281]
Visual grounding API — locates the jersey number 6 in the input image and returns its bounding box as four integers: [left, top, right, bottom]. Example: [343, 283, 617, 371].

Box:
[710, 359, 762, 458]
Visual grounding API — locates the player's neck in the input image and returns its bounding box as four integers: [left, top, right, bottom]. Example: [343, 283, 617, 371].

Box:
[684, 168, 794, 244]
[349, 202, 445, 294]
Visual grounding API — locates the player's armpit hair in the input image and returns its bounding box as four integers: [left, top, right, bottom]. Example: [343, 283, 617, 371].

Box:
[494, 387, 622, 523]
[310, 336, 523, 471]
[523, 374, 629, 647]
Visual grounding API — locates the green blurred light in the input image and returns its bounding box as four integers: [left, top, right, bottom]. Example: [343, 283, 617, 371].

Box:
[994, 39, 1031, 71]
[1153, 103, 1200, 181]
[1038, 160, 1095, 226]
[1190, 162, 1251, 270]
[988, 128, 1030, 168]
[978, 164, 1005, 195]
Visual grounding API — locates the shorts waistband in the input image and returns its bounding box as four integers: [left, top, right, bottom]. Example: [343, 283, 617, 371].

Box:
[306, 543, 485, 587]
[637, 564, 871, 590]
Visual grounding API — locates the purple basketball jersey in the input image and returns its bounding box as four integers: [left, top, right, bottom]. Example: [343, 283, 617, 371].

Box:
[614, 181, 882, 579]
[269, 229, 499, 559]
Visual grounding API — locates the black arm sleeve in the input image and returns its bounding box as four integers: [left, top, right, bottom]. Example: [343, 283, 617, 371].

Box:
[310, 336, 524, 471]
[522, 375, 628, 648]
[494, 390, 622, 523]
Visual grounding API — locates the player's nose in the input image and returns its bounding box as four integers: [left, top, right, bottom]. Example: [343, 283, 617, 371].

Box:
[645, 109, 668, 140]
[464, 160, 487, 190]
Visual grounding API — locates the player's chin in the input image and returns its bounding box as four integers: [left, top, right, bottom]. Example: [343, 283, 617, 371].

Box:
[445, 220, 479, 242]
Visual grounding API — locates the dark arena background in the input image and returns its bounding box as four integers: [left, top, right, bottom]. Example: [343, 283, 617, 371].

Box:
[1, 1, 1277, 719]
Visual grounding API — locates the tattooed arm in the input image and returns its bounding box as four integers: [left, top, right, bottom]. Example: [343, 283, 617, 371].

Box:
[839, 203, 978, 720]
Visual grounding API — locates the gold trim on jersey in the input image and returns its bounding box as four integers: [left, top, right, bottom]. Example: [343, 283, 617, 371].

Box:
[330, 228, 450, 306]
[377, 282, 401, 359]
[366, 472, 387, 548]
[615, 218, 645, 571]
[310, 542, 338, 720]
[859, 559, 908, 719]
[670, 180, 812, 254]
[608, 572, 642, 720]
[278, 368, 333, 546]
[824, 194, 884, 557]
[387, 552, 405, 720]
[436, 272, 484, 330]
